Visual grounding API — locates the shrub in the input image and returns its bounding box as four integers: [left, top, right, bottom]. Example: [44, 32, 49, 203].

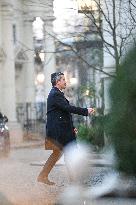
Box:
[77, 115, 104, 149]
[106, 47, 136, 176]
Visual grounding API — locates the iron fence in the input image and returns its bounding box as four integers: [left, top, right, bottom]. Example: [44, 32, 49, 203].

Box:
[16, 102, 46, 138]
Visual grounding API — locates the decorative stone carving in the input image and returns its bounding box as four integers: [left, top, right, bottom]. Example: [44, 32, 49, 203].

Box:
[15, 47, 28, 65]
[0, 47, 6, 62]
[1, 1, 13, 19]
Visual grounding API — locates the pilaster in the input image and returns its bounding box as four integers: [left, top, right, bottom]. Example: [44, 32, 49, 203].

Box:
[1, 2, 17, 122]
[43, 19, 56, 100]
[23, 15, 35, 103]
[1, 2, 23, 145]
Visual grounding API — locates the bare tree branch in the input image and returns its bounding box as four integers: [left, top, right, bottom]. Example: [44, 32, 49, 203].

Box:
[44, 29, 116, 78]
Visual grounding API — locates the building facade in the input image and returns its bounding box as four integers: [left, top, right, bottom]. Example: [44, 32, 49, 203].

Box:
[0, 0, 56, 143]
[54, 0, 103, 113]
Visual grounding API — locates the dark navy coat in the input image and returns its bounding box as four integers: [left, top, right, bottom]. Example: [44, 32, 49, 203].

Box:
[46, 87, 88, 147]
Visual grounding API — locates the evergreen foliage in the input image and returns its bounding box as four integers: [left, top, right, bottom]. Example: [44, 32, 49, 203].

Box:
[77, 115, 104, 149]
[107, 47, 136, 175]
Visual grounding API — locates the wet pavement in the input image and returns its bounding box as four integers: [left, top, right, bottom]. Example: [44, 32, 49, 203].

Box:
[0, 146, 136, 205]
[0, 147, 67, 205]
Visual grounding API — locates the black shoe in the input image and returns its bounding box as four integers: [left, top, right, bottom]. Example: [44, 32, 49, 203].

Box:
[37, 177, 55, 185]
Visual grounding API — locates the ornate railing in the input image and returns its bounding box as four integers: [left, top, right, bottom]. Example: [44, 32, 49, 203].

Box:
[16, 102, 46, 138]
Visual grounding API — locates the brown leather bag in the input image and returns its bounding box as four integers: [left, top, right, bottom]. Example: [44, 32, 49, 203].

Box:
[45, 138, 62, 151]
[45, 138, 60, 150]
[45, 138, 53, 150]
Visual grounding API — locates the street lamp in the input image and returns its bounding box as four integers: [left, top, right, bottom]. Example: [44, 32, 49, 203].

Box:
[36, 73, 45, 84]
[35, 72, 45, 120]
[70, 77, 78, 86]
[85, 89, 90, 96]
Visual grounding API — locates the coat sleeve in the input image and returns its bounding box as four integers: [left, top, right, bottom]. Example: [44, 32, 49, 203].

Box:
[54, 92, 88, 116]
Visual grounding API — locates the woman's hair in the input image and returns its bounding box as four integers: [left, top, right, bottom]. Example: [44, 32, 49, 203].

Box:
[51, 72, 64, 86]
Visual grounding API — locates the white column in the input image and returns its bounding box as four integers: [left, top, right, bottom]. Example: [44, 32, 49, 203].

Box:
[43, 19, 56, 100]
[1, 3, 17, 122]
[23, 18, 35, 103]
[103, 77, 112, 114]
[0, 10, 2, 108]
[0, 3, 2, 45]
[95, 70, 102, 109]
[1, 3, 23, 145]
[0, 60, 2, 109]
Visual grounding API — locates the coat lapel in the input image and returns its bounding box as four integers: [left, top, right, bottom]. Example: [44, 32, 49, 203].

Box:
[53, 87, 69, 103]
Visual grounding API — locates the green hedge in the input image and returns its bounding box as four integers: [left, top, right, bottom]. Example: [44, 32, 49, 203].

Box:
[77, 115, 104, 149]
[106, 47, 136, 176]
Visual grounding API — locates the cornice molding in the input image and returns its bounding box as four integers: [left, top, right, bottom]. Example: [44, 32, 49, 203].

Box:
[1, 2, 14, 19]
